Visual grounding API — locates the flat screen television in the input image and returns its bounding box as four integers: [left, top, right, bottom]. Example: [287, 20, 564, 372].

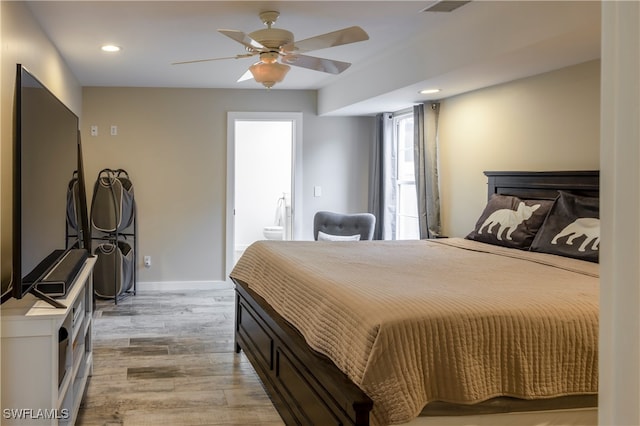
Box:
[0, 64, 90, 307]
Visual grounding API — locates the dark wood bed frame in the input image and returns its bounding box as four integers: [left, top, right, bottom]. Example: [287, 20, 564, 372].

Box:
[233, 170, 599, 426]
[485, 170, 599, 199]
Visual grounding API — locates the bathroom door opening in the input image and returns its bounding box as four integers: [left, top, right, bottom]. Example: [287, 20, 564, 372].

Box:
[226, 112, 303, 279]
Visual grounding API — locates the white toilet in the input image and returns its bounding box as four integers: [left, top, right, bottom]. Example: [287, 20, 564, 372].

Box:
[263, 226, 284, 240]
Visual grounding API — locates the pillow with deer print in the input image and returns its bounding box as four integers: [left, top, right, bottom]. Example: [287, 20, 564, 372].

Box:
[530, 191, 599, 262]
[466, 194, 554, 250]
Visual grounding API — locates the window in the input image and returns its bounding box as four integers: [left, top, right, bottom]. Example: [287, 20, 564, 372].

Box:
[393, 112, 419, 240]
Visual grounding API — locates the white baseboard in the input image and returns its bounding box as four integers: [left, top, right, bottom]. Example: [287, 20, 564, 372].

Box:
[136, 280, 234, 291]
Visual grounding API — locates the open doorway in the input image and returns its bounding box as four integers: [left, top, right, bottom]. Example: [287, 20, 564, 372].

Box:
[226, 112, 303, 279]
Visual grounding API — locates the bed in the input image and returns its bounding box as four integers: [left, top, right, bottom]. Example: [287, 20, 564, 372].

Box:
[230, 170, 599, 426]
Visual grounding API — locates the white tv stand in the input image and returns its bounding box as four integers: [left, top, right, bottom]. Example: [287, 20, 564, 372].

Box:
[1, 257, 96, 425]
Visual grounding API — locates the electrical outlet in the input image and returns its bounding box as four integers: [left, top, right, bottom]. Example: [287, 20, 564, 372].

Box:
[110, 125, 118, 136]
[144, 256, 151, 268]
[90, 125, 98, 136]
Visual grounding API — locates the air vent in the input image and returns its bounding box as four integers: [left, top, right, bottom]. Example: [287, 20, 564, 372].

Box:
[422, 1, 470, 13]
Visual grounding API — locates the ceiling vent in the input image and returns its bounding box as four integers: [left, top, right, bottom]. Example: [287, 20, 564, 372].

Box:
[422, 1, 471, 13]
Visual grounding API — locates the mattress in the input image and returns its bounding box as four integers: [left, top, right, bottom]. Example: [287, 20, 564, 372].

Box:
[230, 238, 599, 425]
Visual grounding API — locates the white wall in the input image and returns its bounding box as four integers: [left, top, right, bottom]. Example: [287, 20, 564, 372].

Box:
[81, 87, 374, 285]
[599, 2, 640, 424]
[438, 60, 600, 237]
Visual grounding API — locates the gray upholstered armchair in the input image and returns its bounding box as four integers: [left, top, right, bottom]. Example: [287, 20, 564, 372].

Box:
[313, 211, 376, 241]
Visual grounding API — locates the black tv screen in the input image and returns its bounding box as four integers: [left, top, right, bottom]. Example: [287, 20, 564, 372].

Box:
[0, 65, 88, 304]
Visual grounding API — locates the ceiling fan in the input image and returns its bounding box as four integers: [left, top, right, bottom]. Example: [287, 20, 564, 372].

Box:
[172, 11, 369, 88]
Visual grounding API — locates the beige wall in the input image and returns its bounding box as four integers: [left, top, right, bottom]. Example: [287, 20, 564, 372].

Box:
[82, 87, 373, 285]
[438, 59, 600, 237]
[1, 1, 82, 290]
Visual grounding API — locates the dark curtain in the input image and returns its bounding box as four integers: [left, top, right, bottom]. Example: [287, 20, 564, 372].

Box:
[413, 103, 442, 238]
[369, 112, 395, 240]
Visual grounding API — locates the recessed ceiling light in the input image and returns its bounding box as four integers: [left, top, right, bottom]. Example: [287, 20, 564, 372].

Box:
[419, 88, 441, 95]
[101, 45, 121, 53]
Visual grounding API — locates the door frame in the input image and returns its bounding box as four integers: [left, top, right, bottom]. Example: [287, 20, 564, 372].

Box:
[225, 111, 303, 281]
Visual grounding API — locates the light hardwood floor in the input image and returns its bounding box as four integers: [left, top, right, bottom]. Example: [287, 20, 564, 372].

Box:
[77, 287, 285, 426]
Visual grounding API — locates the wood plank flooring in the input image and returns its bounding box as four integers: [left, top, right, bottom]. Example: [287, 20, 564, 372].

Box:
[77, 287, 285, 426]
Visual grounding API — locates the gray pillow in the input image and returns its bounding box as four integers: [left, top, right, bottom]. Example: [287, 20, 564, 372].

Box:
[466, 195, 554, 250]
[530, 191, 599, 262]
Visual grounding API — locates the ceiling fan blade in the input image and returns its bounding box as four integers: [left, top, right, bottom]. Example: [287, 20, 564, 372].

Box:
[172, 53, 255, 65]
[282, 54, 351, 74]
[218, 29, 267, 52]
[288, 26, 369, 53]
[237, 69, 254, 82]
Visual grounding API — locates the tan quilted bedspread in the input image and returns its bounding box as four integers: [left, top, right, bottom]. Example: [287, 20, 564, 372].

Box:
[230, 238, 599, 425]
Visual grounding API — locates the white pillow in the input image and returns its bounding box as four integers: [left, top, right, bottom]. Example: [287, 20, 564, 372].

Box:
[317, 231, 361, 242]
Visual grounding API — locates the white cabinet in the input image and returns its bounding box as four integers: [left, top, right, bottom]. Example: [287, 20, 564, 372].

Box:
[1, 257, 96, 425]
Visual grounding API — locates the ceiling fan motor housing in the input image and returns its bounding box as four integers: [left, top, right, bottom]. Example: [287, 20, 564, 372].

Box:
[249, 28, 294, 51]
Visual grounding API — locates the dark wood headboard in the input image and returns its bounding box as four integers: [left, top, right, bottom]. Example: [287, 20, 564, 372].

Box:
[485, 170, 599, 200]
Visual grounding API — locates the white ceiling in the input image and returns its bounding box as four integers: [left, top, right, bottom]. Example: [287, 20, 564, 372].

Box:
[26, 0, 602, 115]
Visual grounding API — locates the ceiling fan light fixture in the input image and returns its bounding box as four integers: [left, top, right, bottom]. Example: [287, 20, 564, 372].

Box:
[249, 62, 290, 88]
[260, 51, 279, 64]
